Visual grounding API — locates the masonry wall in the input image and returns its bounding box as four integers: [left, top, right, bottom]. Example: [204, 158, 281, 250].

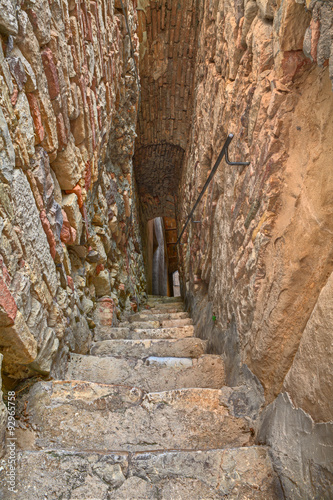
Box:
[178, 0, 333, 497]
[0, 0, 146, 455]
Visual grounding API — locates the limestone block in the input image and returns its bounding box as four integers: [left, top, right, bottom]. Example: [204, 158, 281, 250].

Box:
[0, 273, 17, 327]
[72, 315, 92, 354]
[0, 107, 15, 183]
[51, 139, 82, 190]
[0, 354, 7, 458]
[283, 271, 333, 422]
[93, 297, 115, 327]
[0, 42, 14, 94]
[70, 87, 86, 145]
[62, 193, 83, 244]
[29, 327, 59, 375]
[257, 0, 277, 20]
[0, 311, 37, 365]
[88, 234, 107, 263]
[7, 47, 37, 92]
[274, 0, 311, 52]
[258, 393, 333, 499]
[15, 91, 35, 160]
[24, 0, 51, 46]
[92, 269, 111, 297]
[0, 0, 18, 35]
[12, 169, 58, 297]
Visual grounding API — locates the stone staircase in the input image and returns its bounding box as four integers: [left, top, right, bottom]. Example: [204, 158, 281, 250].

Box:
[0, 296, 283, 499]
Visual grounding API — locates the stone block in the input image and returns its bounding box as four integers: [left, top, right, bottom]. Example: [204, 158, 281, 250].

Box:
[41, 48, 60, 100]
[93, 297, 115, 327]
[29, 327, 59, 375]
[51, 139, 82, 190]
[258, 392, 333, 500]
[257, 0, 277, 20]
[0, 107, 15, 183]
[0, 311, 37, 365]
[25, 0, 51, 46]
[0, 274, 17, 327]
[8, 46, 37, 92]
[92, 269, 111, 297]
[283, 271, 333, 422]
[15, 91, 35, 159]
[0, 0, 18, 35]
[12, 169, 58, 297]
[62, 193, 83, 245]
[275, 0, 311, 52]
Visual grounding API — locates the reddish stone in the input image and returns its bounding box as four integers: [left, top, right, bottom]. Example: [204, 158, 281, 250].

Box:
[41, 47, 60, 100]
[60, 210, 77, 245]
[87, 92, 96, 150]
[95, 263, 104, 276]
[97, 105, 102, 129]
[11, 87, 19, 107]
[0, 277, 17, 327]
[56, 112, 68, 151]
[130, 302, 138, 313]
[27, 93, 45, 144]
[65, 184, 84, 208]
[310, 19, 320, 63]
[67, 275, 74, 291]
[95, 297, 114, 326]
[281, 51, 308, 81]
[40, 210, 56, 260]
[85, 160, 92, 191]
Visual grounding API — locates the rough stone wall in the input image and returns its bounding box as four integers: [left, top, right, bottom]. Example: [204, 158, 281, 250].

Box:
[0, 0, 145, 402]
[178, 0, 333, 496]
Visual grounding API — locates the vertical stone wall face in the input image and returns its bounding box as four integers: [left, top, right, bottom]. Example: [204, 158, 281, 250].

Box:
[0, 0, 146, 383]
[178, 0, 333, 495]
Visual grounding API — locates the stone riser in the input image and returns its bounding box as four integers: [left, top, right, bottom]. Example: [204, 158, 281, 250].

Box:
[90, 338, 207, 359]
[65, 353, 225, 392]
[0, 447, 282, 499]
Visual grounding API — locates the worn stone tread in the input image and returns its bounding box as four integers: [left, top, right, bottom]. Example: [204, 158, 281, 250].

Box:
[90, 338, 207, 359]
[94, 325, 195, 341]
[129, 311, 190, 322]
[65, 353, 224, 391]
[15, 381, 252, 453]
[0, 447, 282, 499]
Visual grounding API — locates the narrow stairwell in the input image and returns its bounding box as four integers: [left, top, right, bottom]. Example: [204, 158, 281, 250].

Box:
[1, 296, 282, 499]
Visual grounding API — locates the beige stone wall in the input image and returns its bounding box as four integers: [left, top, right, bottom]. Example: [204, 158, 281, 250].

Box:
[179, 0, 333, 419]
[0, 0, 146, 382]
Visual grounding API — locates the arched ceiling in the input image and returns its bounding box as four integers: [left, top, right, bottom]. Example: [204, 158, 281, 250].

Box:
[134, 0, 199, 221]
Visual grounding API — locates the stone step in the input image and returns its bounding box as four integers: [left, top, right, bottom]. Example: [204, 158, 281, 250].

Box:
[15, 381, 251, 453]
[129, 311, 189, 322]
[65, 353, 224, 392]
[143, 305, 185, 314]
[90, 338, 207, 359]
[94, 325, 195, 341]
[117, 318, 193, 329]
[0, 447, 282, 499]
[161, 318, 193, 327]
[147, 295, 183, 303]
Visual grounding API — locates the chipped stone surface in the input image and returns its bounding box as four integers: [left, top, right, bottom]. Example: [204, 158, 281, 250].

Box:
[258, 392, 333, 500]
[15, 381, 251, 452]
[0, 447, 282, 500]
[94, 325, 195, 341]
[65, 353, 225, 392]
[90, 337, 207, 359]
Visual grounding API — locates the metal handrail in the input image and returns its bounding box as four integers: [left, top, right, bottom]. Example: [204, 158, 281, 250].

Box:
[175, 133, 250, 246]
